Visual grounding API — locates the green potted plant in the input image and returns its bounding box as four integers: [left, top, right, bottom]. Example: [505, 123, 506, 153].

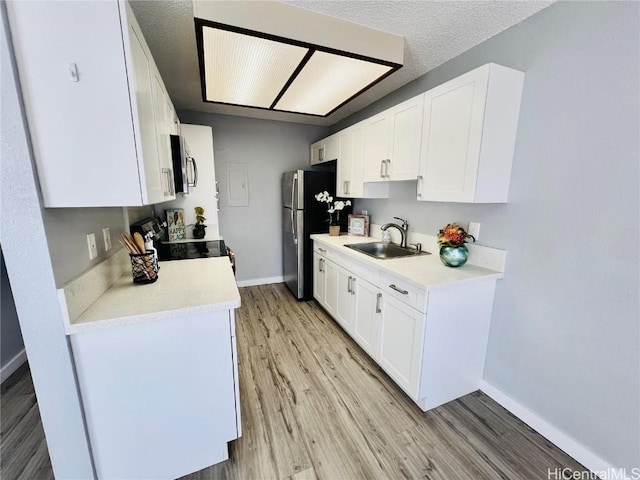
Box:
[192, 206, 207, 239]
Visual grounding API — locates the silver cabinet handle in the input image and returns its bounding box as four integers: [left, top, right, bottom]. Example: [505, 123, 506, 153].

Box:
[417, 174, 423, 198]
[351, 277, 356, 295]
[343, 181, 348, 195]
[380, 159, 385, 178]
[319, 248, 326, 253]
[347, 276, 352, 293]
[319, 258, 324, 273]
[319, 147, 324, 162]
[375, 292, 382, 313]
[384, 159, 391, 178]
[347, 180, 350, 195]
[389, 284, 409, 295]
[187, 156, 198, 187]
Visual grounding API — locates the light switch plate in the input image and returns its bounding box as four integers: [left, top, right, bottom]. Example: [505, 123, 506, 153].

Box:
[468, 222, 480, 241]
[103, 227, 111, 251]
[87, 233, 98, 260]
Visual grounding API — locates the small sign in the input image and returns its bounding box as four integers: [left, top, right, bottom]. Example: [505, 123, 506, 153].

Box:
[166, 209, 186, 241]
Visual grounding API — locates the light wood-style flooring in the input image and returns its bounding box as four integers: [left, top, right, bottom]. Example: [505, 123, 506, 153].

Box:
[1, 283, 585, 480]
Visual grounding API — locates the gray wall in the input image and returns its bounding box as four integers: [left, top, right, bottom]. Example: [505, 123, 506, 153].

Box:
[334, 1, 639, 470]
[1, 247, 24, 367]
[42, 207, 127, 286]
[177, 111, 328, 282]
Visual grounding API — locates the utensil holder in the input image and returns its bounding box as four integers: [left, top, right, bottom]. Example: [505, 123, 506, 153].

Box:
[129, 251, 158, 284]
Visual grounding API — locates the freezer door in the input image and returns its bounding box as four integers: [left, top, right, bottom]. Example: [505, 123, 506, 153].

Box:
[283, 207, 304, 299]
[282, 170, 304, 209]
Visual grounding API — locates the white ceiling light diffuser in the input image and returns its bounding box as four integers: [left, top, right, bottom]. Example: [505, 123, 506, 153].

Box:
[201, 27, 308, 108]
[193, 7, 403, 117]
[274, 51, 394, 116]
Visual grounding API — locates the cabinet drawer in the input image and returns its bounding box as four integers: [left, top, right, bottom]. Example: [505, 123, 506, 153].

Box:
[342, 256, 379, 286]
[313, 243, 338, 262]
[380, 272, 427, 312]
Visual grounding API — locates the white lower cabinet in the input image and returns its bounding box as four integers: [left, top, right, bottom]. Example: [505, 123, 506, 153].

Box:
[335, 267, 356, 332]
[378, 294, 425, 397]
[313, 240, 497, 411]
[313, 252, 337, 317]
[352, 276, 381, 358]
[70, 309, 240, 479]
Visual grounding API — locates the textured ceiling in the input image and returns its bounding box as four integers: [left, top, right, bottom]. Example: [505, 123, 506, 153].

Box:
[130, 0, 554, 126]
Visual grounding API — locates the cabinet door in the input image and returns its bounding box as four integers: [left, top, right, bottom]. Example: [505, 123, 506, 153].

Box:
[335, 268, 355, 333]
[6, 1, 144, 207]
[323, 259, 338, 317]
[324, 134, 339, 162]
[310, 141, 324, 165]
[150, 70, 174, 199]
[388, 95, 423, 180]
[313, 253, 325, 305]
[349, 125, 365, 197]
[363, 113, 391, 182]
[418, 69, 488, 202]
[336, 129, 352, 197]
[378, 295, 425, 397]
[128, 18, 165, 205]
[352, 277, 381, 357]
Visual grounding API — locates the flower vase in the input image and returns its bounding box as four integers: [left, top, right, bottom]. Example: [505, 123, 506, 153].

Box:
[439, 245, 468, 267]
[192, 224, 206, 239]
[329, 225, 340, 236]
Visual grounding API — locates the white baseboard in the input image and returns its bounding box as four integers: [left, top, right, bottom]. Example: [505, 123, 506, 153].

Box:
[480, 380, 616, 476]
[236, 276, 284, 288]
[1, 349, 27, 383]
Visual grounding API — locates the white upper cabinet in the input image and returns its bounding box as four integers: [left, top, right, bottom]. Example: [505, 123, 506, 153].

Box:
[7, 1, 177, 207]
[363, 94, 423, 182]
[310, 133, 338, 166]
[418, 64, 524, 203]
[337, 124, 389, 199]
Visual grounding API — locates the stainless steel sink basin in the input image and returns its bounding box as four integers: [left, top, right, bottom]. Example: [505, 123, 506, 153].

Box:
[345, 242, 430, 259]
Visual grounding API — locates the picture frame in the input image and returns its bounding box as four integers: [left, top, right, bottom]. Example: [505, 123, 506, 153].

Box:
[348, 214, 370, 237]
[165, 209, 186, 241]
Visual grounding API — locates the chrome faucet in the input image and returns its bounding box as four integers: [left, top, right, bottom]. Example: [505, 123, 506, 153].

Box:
[381, 217, 409, 248]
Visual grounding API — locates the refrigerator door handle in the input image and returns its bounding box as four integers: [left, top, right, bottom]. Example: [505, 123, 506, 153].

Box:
[291, 174, 297, 210]
[291, 210, 297, 244]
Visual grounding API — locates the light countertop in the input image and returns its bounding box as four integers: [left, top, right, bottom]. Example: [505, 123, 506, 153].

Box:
[67, 257, 240, 334]
[310, 234, 503, 290]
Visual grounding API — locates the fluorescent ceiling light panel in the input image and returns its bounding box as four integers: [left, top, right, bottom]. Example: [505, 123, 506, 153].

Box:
[202, 26, 308, 108]
[274, 52, 394, 116]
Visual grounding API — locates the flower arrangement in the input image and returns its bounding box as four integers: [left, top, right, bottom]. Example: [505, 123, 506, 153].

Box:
[315, 191, 351, 226]
[437, 223, 475, 247]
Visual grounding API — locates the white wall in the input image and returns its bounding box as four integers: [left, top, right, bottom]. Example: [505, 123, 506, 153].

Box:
[176, 111, 329, 283]
[1, 10, 95, 477]
[1, 247, 25, 377]
[333, 1, 639, 471]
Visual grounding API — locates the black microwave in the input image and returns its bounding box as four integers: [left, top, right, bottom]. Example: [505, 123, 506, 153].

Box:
[170, 135, 198, 196]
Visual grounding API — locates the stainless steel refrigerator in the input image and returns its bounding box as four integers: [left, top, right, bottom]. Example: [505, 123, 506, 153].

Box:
[282, 170, 349, 300]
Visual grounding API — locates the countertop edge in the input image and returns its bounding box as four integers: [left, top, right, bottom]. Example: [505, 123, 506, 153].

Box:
[310, 234, 503, 290]
[65, 297, 241, 335]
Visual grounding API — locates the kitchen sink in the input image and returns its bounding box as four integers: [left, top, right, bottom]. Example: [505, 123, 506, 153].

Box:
[345, 242, 430, 259]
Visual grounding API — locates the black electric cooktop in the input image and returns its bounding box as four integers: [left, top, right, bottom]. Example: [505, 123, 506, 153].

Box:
[157, 239, 227, 261]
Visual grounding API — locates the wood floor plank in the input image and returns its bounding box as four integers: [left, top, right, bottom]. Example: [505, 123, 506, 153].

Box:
[2, 283, 590, 480]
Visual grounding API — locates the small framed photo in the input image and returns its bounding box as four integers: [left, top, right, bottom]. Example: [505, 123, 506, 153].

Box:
[165, 209, 186, 241]
[348, 214, 370, 236]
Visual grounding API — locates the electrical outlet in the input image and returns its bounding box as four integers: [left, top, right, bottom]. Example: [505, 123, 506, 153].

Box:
[87, 233, 98, 260]
[103, 227, 111, 251]
[468, 222, 480, 241]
